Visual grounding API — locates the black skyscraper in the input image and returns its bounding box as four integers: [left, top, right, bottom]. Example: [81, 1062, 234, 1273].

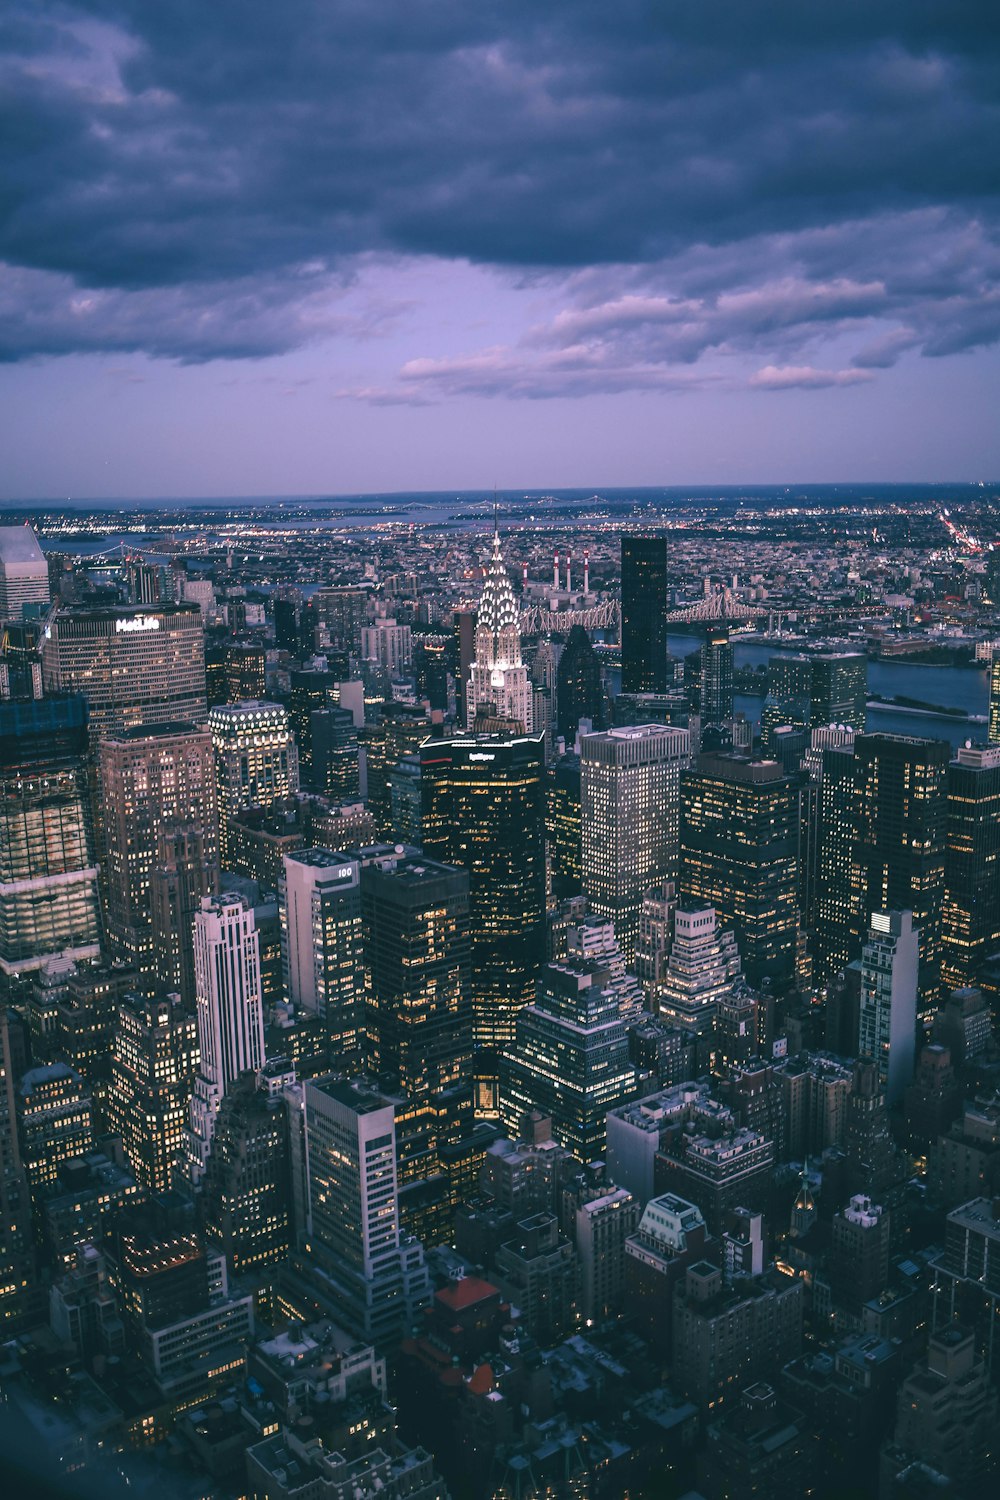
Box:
[851, 733, 949, 1012]
[419, 732, 546, 1053]
[621, 536, 667, 693]
[556, 625, 604, 742]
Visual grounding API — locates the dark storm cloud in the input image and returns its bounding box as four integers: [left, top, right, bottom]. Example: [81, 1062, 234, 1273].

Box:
[1, 1, 999, 380]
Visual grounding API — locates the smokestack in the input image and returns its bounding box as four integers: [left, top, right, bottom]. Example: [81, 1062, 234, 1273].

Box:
[522, 562, 528, 586]
[565, 556, 572, 593]
[584, 551, 590, 595]
[554, 553, 560, 589]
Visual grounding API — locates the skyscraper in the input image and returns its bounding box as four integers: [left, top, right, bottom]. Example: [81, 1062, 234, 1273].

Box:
[0, 525, 49, 621]
[303, 1076, 430, 1344]
[187, 893, 266, 1183]
[990, 648, 1000, 745]
[851, 733, 948, 1010]
[280, 849, 365, 1063]
[500, 958, 638, 1159]
[680, 753, 800, 988]
[581, 724, 692, 962]
[466, 527, 532, 732]
[41, 603, 207, 739]
[150, 826, 220, 1008]
[556, 625, 604, 742]
[700, 626, 734, 725]
[654, 906, 744, 1070]
[0, 1011, 36, 1331]
[771, 652, 867, 732]
[621, 536, 667, 693]
[420, 732, 546, 1050]
[546, 751, 582, 901]
[224, 640, 266, 703]
[859, 910, 919, 1106]
[109, 992, 200, 1193]
[0, 696, 101, 997]
[941, 744, 1000, 992]
[99, 722, 219, 986]
[812, 737, 859, 984]
[209, 701, 299, 867]
[360, 849, 472, 1095]
[201, 1070, 291, 1277]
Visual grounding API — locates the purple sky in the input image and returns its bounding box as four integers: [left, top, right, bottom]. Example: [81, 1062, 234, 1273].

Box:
[2, 3, 999, 497]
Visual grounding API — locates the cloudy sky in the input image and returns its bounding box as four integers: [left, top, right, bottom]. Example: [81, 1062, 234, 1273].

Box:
[2, 2, 999, 498]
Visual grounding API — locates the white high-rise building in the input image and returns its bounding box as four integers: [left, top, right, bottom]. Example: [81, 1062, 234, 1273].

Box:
[279, 848, 364, 1058]
[566, 914, 645, 1022]
[209, 701, 299, 866]
[580, 724, 691, 962]
[859, 909, 919, 1106]
[466, 527, 532, 732]
[304, 1076, 430, 1344]
[360, 617, 412, 676]
[187, 892, 265, 1183]
[654, 905, 743, 1068]
[0, 525, 49, 620]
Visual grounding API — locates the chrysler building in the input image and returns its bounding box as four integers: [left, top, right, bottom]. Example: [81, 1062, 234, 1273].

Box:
[467, 525, 533, 732]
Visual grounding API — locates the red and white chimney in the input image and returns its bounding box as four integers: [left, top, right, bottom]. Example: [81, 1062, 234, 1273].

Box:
[583, 551, 590, 595]
[565, 556, 572, 593]
[554, 553, 560, 589]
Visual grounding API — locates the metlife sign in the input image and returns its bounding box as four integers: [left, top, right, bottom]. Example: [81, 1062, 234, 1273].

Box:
[115, 615, 161, 634]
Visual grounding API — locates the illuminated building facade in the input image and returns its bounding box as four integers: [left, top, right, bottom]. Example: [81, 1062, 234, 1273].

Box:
[99, 722, 219, 985]
[813, 739, 858, 983]
[188, 893, 266, 1184]
[771, 652, 867, 733]
[360, 849, 472, 1095]
[109, 992, 200, 1193]
[581, 724, 692, 963]
[680, 753, 799, 988]
[303, 1076, 430, 1344]
[224, 641, 266, 703]
[209, 701, 299, 867]
[941, 744, 1000, 992]
[466, 527, 532, 732]
[419, 732, 546, 1050]
[621, 536, 667, 693]
[859, 910, 919, 1106]
[41, 603, 207, 739]
[851, 733, 948, 1012]
[0, 696, 101, 992]
[280, 848, 365, 1063]
[699, 625, 733, 724]
[546, 752, 581, 901]
[0, 525, 49, 620]
[654, 906, 743, 1070]
[0, 1012, 36, 1330]
[16, 1062, 94, 1193]
[990, 648, 1000, 744]
[500, 958, 639, 1158]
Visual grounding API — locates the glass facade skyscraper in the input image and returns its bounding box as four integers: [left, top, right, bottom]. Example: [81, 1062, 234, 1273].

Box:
[699, 625, 734, 725]
[0, 696, 101, 993]
[500, 958, 639, 1159]
[680, 752, 800, 988]
[621, 536, 668, 693]
[419, 732, 546, 1051]
[581, 724, 691, 963]
[360, 849, 472, 1095]
[941, 744, 1000, 992]
[851, 733, 949, 1013]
